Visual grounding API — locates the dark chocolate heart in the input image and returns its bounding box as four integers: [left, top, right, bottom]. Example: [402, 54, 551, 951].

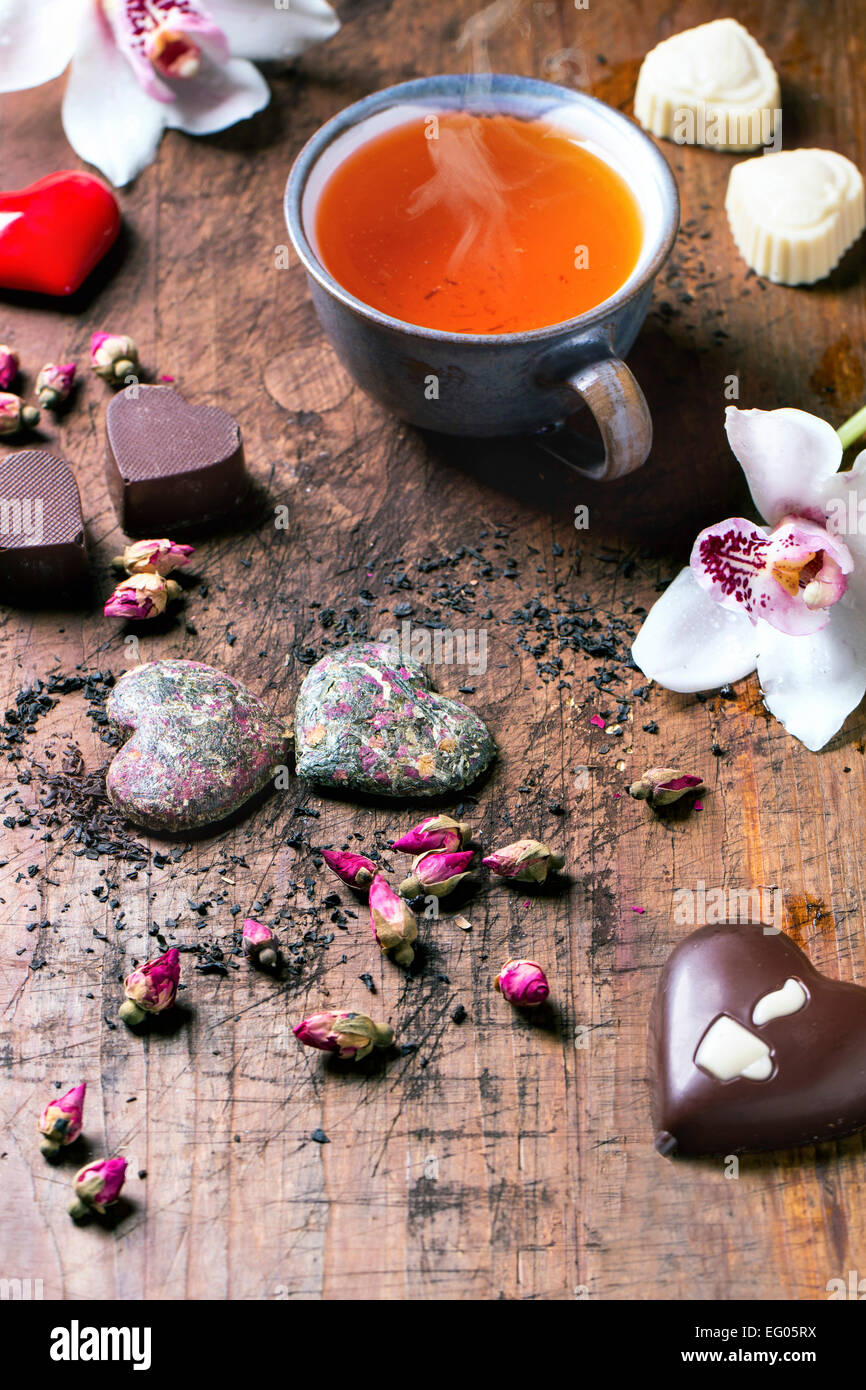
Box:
[105, 386, 248, 534]
[106, 660, 288, 832]
[0, 450, 89, 595]
[649, 922, 866, 1155]
[295, 640, 495, 798]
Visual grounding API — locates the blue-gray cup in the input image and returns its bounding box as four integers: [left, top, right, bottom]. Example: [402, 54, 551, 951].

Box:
[285, 74, 679, 481]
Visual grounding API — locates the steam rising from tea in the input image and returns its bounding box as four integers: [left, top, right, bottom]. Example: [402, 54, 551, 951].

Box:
[315, 110, 643, 334]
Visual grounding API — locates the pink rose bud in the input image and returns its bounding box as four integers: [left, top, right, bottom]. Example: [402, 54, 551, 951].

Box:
[69, 1156, 127, 1220]
[242, 917, 279, 969]
[39, 1082, 86, 1159]
[495, 959, 550, 1007]
[629, 767, 705, 806]
[0, 344, 20, 391]
[399, 848, 474, 898]
[113, 538, 195, 577]
[321, 848, 376, 890]
[369, 873, 418, 967]
[391, 814, 471, 854]
[103, 572, 181, 620]
[119, 947, 181, 1026]
[293, 1010, 394, 1061]
[482, 838, 564, 883]
[0, 390, 39, 435]
[35, 362, 76, 410]
[91, 331, 139, 382]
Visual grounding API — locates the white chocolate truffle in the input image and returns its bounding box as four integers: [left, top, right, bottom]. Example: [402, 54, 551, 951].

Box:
[634, 18, 780, 152]
[726, 148, 865, 284]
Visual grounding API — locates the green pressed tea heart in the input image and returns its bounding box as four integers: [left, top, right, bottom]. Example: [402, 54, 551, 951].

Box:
[106, 660, 288, 832]
[294, 641, 495, 797]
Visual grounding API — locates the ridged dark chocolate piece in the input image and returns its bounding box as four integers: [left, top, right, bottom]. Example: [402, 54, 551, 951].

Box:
[649, 922, 866, 1156]
[0, 450, 88, 594]
[105, 386, 248, 534]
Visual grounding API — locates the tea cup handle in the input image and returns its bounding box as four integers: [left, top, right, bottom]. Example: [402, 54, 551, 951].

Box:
[541, 357, 653, 482]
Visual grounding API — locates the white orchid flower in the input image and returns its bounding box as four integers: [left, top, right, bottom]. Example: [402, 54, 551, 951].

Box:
[633, 405, 866, 751]
[0, 0, 340, 187]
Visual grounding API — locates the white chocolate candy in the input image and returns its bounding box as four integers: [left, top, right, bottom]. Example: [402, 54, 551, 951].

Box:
[752, 977, 807, 1026]
[726, 149, 865, 284]
[634, 18, 780, 152]
[694, 1015, 773, 1082]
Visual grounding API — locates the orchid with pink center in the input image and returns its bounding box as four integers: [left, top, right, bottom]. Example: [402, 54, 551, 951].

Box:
[0, 0, 340, 187]
[633, 406, 866, 751]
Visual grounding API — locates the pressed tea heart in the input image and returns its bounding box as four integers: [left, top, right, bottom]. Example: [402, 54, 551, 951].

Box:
[0, 172, 120, 296]
[106, 660, 288, 832]
[649, 922, 866, 1156]
[105, 386, 248, 534]
[294, 641, 495, 797]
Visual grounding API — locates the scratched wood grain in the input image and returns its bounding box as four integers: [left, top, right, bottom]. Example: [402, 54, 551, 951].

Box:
[2, 0, 866, 1301]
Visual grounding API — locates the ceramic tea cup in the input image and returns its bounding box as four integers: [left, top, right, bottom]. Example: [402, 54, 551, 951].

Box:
[285, 74, 679, 481]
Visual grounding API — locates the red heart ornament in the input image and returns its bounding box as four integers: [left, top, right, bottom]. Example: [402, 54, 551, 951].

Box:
[0, 171, 121, 296]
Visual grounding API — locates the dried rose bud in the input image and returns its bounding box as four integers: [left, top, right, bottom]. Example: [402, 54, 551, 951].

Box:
[369, 873, 418, 967]
[104, 572, 181, 620]
[321, 848, 376, 890]
[495, 959, 550, 1007]
[482, 838, 564, 883]
[242, 917, 279, 970]
[0, 344, 19, 391]
[35, 362, 76, 410]
[91, 331, 139, 382]
[0, 391, 39, 435]
[391, 814, 471, 854]
[38, 1082, 86, 1159]
[399, 848, 474, 898]
[293, 1010, 394, 1061]
[119, 948, 180, 1026]
[628, 767, 705, 806]
[112, 538, 195, 577]
[69, 1156, 127, 1220]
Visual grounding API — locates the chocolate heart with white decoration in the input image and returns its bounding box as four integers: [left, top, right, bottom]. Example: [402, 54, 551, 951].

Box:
[0, 171, 120, 296]
[649, 922, 866, 1155]
[294, 641, 495, 798]
[106, 660, 288, 832]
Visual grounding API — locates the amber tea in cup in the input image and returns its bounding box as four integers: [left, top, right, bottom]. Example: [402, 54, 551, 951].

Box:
[313, 108, 643, 334]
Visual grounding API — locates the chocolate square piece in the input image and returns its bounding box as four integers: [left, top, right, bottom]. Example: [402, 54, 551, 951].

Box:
[0, 450, 89, 595]
[105, 386, 248, 534]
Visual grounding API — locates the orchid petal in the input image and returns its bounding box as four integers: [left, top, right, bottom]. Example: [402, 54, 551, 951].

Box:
[725, 407, 843, 527]
[0, 0, 83, 93]
[691, 515, 852, 636]
[631, 567, 758, 693]
[208, 0, 340, 61]
[756, 601, 866, 751]
[164, 54, 269, 134]
[62, 4, 168, 186]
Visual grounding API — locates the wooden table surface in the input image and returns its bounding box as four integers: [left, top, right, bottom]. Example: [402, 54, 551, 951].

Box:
[3, 0, 866, 1302]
